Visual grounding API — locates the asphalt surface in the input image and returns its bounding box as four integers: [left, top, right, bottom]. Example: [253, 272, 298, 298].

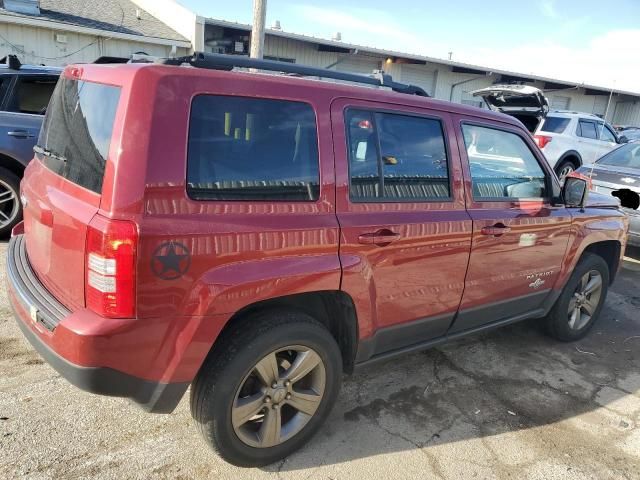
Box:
[1, 239, 639, 479]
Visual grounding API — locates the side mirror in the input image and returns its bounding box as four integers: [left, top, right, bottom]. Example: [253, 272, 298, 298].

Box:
[619, 135, 629, 144]
[563, 176, 589, 208]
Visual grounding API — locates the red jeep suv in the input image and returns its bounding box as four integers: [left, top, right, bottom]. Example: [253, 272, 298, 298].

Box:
[6, 53, 628, 467]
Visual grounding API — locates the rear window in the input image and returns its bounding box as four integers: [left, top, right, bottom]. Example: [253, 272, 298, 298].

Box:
[187, 95, 319, 201]
[540, 116, 570, 133]
[36, 77, 121, 194]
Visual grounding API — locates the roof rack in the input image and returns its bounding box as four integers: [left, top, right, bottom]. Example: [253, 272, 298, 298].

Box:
[159, 52, 429, 97]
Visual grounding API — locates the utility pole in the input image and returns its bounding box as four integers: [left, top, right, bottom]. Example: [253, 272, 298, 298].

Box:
[250, 0, 267, 59]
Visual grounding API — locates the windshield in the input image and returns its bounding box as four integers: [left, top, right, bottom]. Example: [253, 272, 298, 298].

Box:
[597, 143, 640, 169]
[36, 76, 121, 194]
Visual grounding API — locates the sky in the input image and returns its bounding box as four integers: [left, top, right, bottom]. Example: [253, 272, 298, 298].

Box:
[177, 0, 640, 93]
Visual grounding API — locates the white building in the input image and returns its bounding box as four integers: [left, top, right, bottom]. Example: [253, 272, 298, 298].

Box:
[0, 0, 191, 65]
[3, 0, 639, 127]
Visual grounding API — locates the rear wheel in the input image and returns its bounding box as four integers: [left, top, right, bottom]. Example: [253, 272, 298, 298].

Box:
[190, 311, 342, 467]
[555, 158, 578, 183]
[545, 252, 609, 341]
[0, 167, 22, 237]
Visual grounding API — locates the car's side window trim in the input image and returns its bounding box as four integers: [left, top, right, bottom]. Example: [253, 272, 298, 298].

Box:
[345, 106, 454, 204]
[186, 93, 322, 203]
[5, 74, 59, 115]
[0, 74, 17, 111]
[459, 120, 552, 203]
[577, 119, 598, 140]
[598, 123, 616, 143]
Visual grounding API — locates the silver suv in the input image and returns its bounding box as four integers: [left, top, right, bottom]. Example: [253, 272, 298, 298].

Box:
[0, 56, 60, 235]
[473, 85, 625, 180]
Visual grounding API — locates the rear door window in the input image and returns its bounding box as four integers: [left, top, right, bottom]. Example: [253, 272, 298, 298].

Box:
[36, 77, 121, 194]
[187, 95, 319, 201]
[0, 75, 13, 108]
[578, 120, 598, 139]
[462, 124, 547, 200]
[346, 109, 450, 201]
[6, 75, 58, 114]
[540, 117, 570, 133]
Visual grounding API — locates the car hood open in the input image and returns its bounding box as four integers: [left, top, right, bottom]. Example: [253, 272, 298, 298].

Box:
[471, 85, 550, 117]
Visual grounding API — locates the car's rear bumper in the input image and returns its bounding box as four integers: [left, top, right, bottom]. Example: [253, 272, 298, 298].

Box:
[6, 233, 189, 413]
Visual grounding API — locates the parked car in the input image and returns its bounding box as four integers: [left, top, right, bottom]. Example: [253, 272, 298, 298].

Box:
[0, 55, 60, 236]
[616, 126, 640, 142]
[577, 142, 640, 246]
[472, 85, 625, 181]
[7, 53, 628, 467]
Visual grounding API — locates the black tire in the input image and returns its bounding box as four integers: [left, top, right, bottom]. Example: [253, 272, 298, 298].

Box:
[555, 158, 578, 182]
[190, 310, 342, 467]
[545, 252, 609, 342]
[0, 167, 22, 237]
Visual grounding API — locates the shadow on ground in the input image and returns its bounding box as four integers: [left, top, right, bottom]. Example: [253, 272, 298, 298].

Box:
[266, 248, 640, 475]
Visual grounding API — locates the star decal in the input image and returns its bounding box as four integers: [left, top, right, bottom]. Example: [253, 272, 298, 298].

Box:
[151, 242, 191, 280]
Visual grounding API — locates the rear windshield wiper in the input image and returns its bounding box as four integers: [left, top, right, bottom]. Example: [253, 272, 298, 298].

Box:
[34, 145, 67, 164]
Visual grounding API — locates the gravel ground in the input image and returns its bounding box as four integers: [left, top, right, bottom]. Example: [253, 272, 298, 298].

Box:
[1, 239, 639, 480]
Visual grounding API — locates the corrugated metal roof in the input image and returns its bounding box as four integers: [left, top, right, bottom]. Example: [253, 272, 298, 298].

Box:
[0, 0, 188, 42]
[205, 17, 640, 98]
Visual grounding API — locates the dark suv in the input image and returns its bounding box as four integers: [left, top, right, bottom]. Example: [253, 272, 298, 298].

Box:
[0, 56, 60, 236]
[6, 54, 628, 467]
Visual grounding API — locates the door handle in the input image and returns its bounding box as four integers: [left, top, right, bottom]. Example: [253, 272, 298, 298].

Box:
[358, 229, 400, 246]
[481, 223, 511, 236]
[7, 130, 35, 139]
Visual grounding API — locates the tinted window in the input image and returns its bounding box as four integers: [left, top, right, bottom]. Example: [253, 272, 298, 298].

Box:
[0, 76, 12, 107]
[578, 120, 598, 139]
[347, 110, 450, 201]
[187, 96, 319, 201]
[599, 124, 617, 143]
[37, 77, 121, 194]
[7, 75, 58, 114]
[598, 143, 640, 169]
[462, 124, 547, 199]
[540, 116, 570, 133]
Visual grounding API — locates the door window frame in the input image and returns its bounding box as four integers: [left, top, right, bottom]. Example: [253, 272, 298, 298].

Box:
[5, 73, 60, 116]
[597, 122, 617, 143]
[344, 106, 454, 204]
[0, 74, 16, 111]
[576, 119, 598, 139]
[459, 119, 553, 203]
[456, 117, 558, 205]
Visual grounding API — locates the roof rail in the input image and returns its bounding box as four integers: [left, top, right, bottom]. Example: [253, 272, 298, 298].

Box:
[160, 52, 429, 97]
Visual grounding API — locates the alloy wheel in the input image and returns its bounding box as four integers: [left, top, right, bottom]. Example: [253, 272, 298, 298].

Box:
[0, 179, 19, 231]
[567, 270, 603, 330]
[558, 164, 575, 182]
[231, 345, 326, 448]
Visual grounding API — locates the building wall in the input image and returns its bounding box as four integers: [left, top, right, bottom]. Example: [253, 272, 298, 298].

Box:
[0, 22, 189, 66]
[259, 34, 640, 126]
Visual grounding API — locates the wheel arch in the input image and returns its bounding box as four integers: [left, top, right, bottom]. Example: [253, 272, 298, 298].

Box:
[557, 151, 582, 168]
[0, 152, 27, 179]
[204, 290, 360, 375]
[582, 240, 622, 284]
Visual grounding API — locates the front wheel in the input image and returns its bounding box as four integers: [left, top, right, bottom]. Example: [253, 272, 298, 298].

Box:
[190, 311, 342, 467]
[545, 252, 609, 341]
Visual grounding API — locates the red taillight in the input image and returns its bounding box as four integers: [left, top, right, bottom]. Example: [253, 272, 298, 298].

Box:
[85, 215, 138, 318]
[534, 135, 553, 149]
